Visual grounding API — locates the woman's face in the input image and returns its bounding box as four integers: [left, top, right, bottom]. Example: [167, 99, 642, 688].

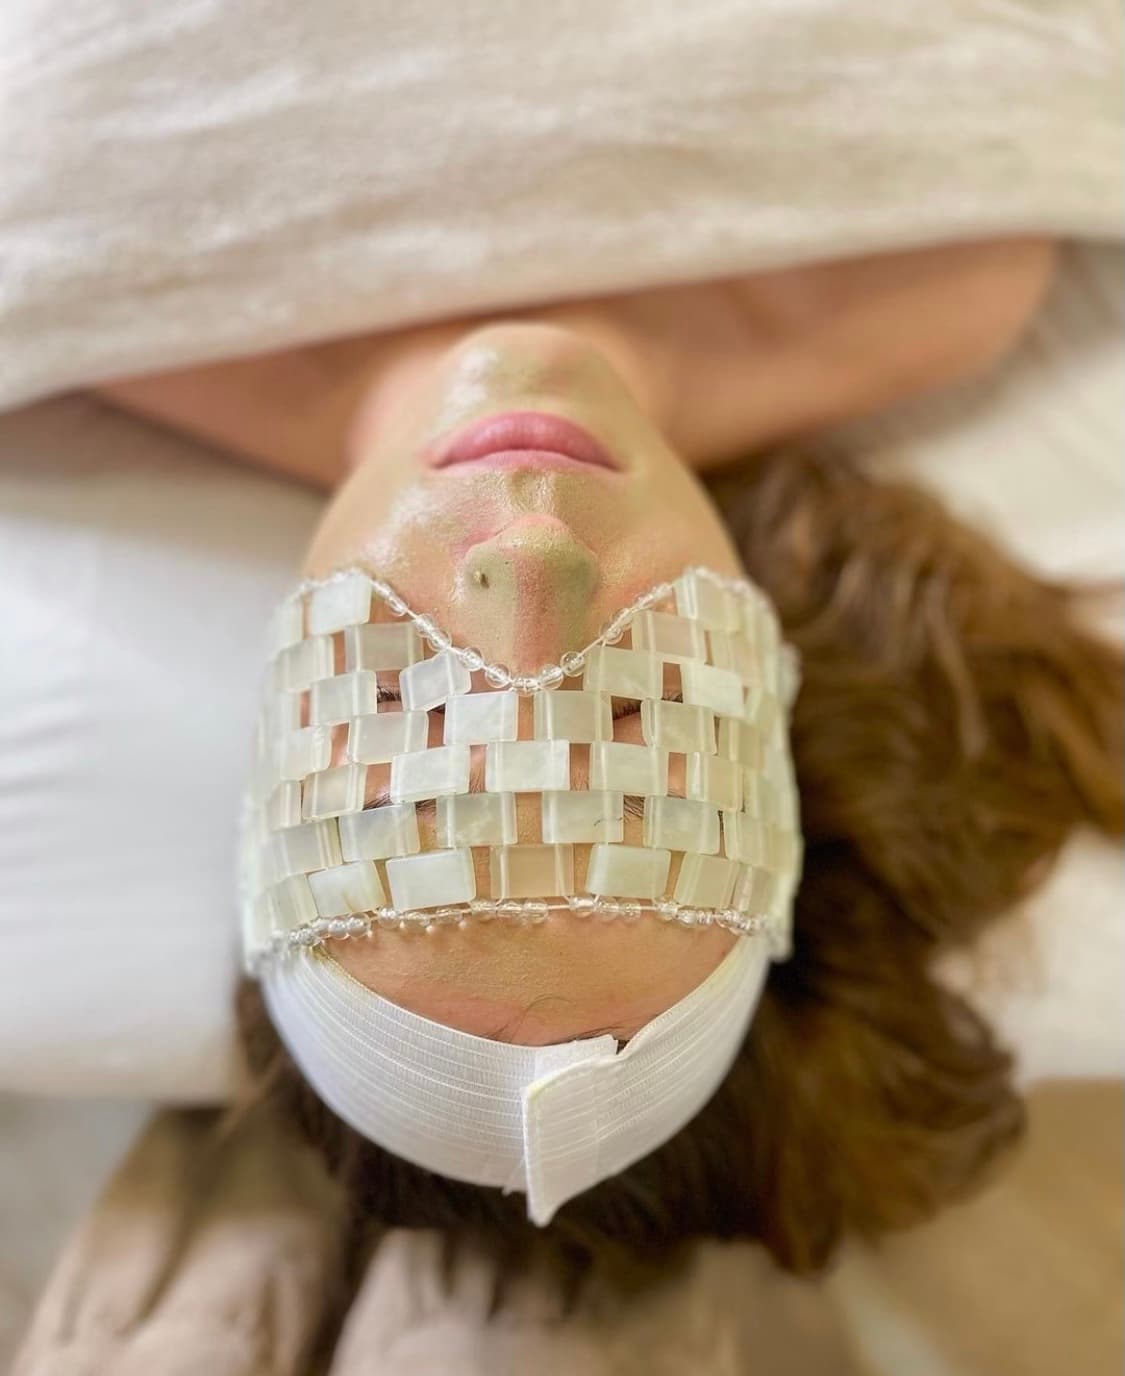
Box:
[302, 323, 745, 1043]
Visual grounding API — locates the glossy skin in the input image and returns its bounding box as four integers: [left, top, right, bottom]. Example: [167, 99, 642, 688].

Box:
[308, 324, 746, 1042]
[99, 239, 1056, 1042]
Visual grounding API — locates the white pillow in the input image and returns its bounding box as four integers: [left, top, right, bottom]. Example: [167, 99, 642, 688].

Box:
[0, 0, 1119, 410]
[0, 399, 320, 1098]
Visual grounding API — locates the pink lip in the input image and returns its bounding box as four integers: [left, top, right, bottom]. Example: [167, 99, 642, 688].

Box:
[429, 411, 620, 472]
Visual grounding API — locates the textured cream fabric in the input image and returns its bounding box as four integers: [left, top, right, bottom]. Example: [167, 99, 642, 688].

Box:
[0, 0, 1121, 408]
[12, 1084, 1121, 1375]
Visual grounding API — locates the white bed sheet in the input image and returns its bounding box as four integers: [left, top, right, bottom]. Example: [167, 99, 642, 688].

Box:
[0, 246, 1120, 1101]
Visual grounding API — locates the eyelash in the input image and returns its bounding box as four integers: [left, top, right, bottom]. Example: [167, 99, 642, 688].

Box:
[376, 688, 683, 718]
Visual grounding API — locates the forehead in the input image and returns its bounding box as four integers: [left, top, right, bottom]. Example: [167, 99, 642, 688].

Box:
[242, 567, 801, 970]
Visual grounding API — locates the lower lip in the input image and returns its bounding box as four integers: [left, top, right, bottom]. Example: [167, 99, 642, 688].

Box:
[437, 448, 616, 475]
[429, 411, 620, 473]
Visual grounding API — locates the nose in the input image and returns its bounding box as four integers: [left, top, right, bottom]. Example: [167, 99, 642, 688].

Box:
[458, 517, 599, 671]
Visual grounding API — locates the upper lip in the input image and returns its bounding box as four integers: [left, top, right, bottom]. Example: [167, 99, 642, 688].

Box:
[428, 410, 620, 471]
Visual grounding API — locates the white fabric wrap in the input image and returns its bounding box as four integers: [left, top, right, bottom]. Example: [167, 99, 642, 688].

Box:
[0, 0, 1120, 408]
[263, 937, 769, 1224]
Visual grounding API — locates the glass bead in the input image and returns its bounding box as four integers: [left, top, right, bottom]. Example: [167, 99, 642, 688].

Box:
[485, 739, 570, 792]
[630, 610, 707, 663]
[308, 860, 386, 918]
[389, 744, 471, 802]
[640, 699, 716, 755]
[443, 690, 518, 745]
[278, 726, 332, 782]
[435, 791, 517, 847]
[348, 711, 428, 765]
[399, 651, 472, 711]
[309, 670, 378, 726]
[589, 742, 667, 796]
[459, 646, 486, 672]
[601, 614, 629, 644]
[270, 818, 343, 878]
[483, 663, 512, 688]
[386, 848, 477, 910]
[637, 584, 669, 610]
[511, 674, 539, 694]
[273, 636, 333, 693]
[685, 754, 742, 810]
[302, 764, 366, 820]
[490, 844, 576, 899]
[541, 790, 624, 844]
[680, 661, 744, 718]
[536, 664, 565, 689]
[345, 622, 422, 671]
[582, 645, 661, 700]
[584, 844, 670, 900]
[338, 803, 420, 861]
[559, 651, 585, 677]
[533, 690, 612, 743]
[673, 853, 738, 908]
[307, 573, 372, 635]
[642, 796, 720, 854]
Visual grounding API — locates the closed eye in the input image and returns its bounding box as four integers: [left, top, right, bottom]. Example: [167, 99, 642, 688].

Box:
[379, 686, 680, 719]
[611, 692, 682, 720]
[378, 685, 445, 714]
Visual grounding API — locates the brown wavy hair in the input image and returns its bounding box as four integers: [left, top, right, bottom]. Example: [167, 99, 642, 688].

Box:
[237, 449, 1123, 1287]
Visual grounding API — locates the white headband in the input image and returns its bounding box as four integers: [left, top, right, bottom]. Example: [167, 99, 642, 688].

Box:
[241, 566, 803, 1219]
[264, 937, 770, 1225]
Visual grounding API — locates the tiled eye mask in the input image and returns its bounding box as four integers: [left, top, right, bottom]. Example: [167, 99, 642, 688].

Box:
[241, 566, 802, 972]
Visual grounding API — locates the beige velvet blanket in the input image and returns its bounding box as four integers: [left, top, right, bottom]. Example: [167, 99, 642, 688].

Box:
[1, 0, 1120, 409]
[13, 1083, 1121, 1375]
